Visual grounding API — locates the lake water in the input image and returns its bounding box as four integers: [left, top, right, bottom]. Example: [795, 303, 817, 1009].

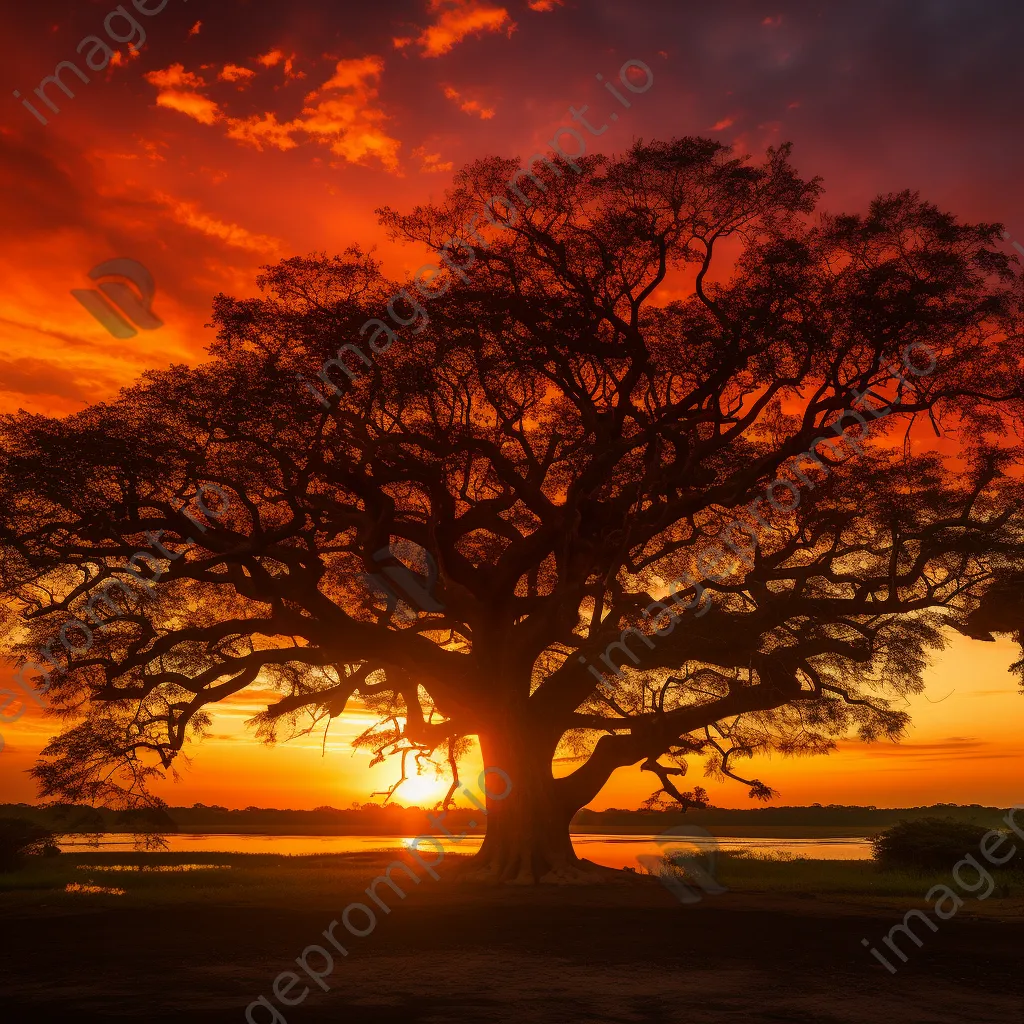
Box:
[59, 830, 875, 865]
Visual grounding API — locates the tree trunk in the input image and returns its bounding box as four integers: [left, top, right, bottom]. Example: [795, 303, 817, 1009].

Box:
[465, 728, 600, 883]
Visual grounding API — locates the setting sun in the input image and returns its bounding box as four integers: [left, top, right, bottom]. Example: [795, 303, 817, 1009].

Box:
[396, 773, 448, 807]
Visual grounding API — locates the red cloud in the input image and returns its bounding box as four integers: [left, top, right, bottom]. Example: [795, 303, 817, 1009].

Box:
[227, 57, 402, 172]
[412, 145, 454, 173]
[442, 84, 495, 119]
[415, 0, 516, 58]
[219, 64, 256, 84]
[144, 64, 221, 125]
[144, 56, 395, 170]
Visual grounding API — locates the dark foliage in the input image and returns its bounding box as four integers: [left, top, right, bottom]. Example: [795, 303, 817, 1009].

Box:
[0, 818, 59, 871]
[870, 817, 994, 870]
[113, 805, 178, 833]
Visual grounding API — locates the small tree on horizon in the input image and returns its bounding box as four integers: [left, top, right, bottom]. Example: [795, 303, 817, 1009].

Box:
[1, 138, 1022, 882]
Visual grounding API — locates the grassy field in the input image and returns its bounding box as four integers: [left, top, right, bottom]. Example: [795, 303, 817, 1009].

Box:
[2, 849, 1022, 1022]
[2, 849, 1022, 911]
[0, 850, 386, 910]
[711, 850, 1024, 899]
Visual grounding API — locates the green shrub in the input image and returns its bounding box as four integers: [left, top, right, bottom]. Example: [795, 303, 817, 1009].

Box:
[870, 817, 994, 871]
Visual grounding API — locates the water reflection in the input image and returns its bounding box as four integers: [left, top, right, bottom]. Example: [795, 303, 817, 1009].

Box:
[59, 832, 874, 864]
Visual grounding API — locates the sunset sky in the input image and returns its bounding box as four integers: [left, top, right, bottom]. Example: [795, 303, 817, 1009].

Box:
[1, 0, 1022, 810]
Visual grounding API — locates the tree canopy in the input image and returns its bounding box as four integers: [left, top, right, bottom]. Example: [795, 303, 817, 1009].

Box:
[1, 137, 1022, 881]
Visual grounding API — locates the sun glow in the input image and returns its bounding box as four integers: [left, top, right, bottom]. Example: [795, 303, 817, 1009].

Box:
[397, 773, 447, 805]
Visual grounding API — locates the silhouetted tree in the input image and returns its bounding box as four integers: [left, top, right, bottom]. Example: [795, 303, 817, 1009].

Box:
[1, 138, 1022, 881]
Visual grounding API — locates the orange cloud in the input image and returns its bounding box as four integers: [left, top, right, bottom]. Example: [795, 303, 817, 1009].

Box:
[189, 20, 202, 35]
[225, 57, 402, 171]
[145, 64, 221, 124]
[107, 46, 143, 69]
[254, 49, 305, 80]
[224, 112, 300, 152]
[144, 57, 398, 171]
[296, 57, 401, 169]
[711, 116, 735, 131]
[258, 49, 284, 67]
[219, 64, 256, 84]
[527, 0, 562, 10]
[413, 145, 454, 173]
[154, 193, 283, 254]
[153, 92, 220, 124]
[416, 0, 516, 58]
[255, 49, 303, 80]
[318, 57, 381, 93]
[104, 46, 144, 70]
[146, 64, 207, 90]
[442, 84, 495, 119]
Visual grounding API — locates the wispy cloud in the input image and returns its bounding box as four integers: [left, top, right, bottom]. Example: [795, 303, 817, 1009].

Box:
[145, 57, 401, 172]
[155, 193, 283, 254]
[415, 0, 516, 58]
[442, 84, 495, 119]
[223, 112, 299, 152]
[145, 64, 221, 124]
[256, 49, 303, 79]
[0, 355, 122, 403]
[219, 64, 256, 85]
[837, 736, 1012, 762]
[413, 145, 454, 173]
[252, 56, 402, 170]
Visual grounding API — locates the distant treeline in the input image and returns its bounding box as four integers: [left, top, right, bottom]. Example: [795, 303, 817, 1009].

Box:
[572, 803, 1013, 829]
[0, 802, 481, 836]
[0, 801, 1013, 834]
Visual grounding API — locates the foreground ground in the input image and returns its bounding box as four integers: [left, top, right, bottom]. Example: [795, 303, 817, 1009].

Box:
[1, 852, 1021, 1023]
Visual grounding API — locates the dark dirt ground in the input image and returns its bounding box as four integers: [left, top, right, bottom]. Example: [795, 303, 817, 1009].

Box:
[2, 873, 1021, 1024]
